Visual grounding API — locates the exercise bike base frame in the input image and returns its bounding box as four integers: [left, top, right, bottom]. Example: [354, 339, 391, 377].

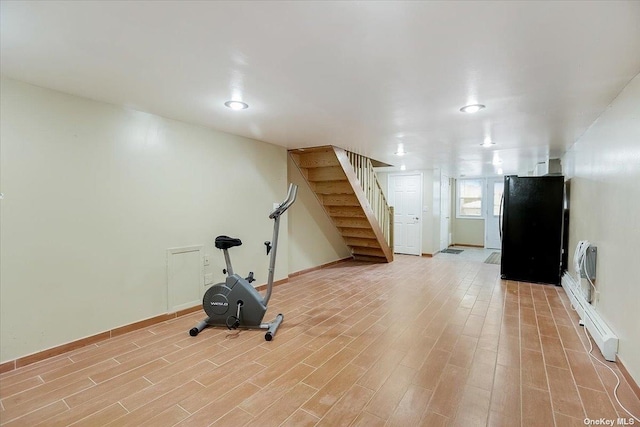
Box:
[189, 313, 284, 341]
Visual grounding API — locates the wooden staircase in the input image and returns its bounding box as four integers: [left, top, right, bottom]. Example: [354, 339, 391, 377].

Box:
[289, 146, 394, 263]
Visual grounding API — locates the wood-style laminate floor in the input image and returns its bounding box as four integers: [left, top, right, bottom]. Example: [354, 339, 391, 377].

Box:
[1, 254, 639, 426]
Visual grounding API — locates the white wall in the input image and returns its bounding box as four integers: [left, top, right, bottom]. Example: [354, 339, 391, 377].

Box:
[421, 171, 436, 255]
[376, 171, 388, 198]
[453, 217, 485, 246]
[0, 78, 291, 362]
[287, 157, 351, 273]
[563, 74, 640, 384]
[432, 169, 444, 253]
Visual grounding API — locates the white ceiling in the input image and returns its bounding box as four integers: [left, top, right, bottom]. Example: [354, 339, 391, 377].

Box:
[2, 1, 639, 177]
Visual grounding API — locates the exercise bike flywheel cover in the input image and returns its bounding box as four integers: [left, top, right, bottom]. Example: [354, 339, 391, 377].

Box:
[203, 285, 231, 317]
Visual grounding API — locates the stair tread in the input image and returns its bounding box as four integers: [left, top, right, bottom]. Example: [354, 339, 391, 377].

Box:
[340, 228, 377, 238]
[321, 194, 360, 206]
[294, 150, 340, 168]
[307, 166, 346, 182]
[351, 245, 384, 250]
[333, 218, 371, 228]
[353, 255, 388, 262]
[351, 246, 385, 255]
[326, 206, 366, 218]
[344, 237, 381, 248]
[349, 246, 383, 251]
[312, 180, 354, 195]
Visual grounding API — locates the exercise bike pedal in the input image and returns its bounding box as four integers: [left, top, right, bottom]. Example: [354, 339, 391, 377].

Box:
[226, 316, 240, 330]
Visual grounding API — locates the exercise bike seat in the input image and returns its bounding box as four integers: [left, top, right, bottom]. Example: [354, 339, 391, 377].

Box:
[215, 235, 243, 250]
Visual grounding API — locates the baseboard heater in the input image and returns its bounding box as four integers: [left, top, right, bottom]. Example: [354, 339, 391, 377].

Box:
[562, 272, 618, 362]
[561, 273, 618, 361]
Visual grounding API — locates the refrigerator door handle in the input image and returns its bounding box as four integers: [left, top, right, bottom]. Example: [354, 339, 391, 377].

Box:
[498, 193, 504, 242]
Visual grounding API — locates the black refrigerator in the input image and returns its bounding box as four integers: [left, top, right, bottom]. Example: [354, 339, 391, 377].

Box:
[500, 175, 566, 285]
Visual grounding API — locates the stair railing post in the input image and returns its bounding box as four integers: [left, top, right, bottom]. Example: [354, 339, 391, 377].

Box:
[389, 206, 391, 242]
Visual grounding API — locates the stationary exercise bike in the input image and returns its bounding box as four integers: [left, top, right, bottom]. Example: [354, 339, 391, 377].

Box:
[189, 183, 297, 341]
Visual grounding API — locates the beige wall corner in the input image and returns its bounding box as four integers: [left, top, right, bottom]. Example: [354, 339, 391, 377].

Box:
[287, 156, 351, 274]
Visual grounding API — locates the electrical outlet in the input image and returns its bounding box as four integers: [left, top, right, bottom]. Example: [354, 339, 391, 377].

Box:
[203, 255, 210, 266]
[204, 273, 213, 285]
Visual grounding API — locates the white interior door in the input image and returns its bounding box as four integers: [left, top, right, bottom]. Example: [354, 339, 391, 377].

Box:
[485, 178, 504, 249]
[440, 175, 451, 251]
[388, 173, 422, 256]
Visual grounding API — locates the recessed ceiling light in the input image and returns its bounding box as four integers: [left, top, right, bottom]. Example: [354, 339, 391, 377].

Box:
[395, 144, 405, 156]
[498, 168, 504, 175]
[481, 137, 495, 147]
[224, 100, 249, 110]
[400, 165, 406, 171]
[460, 104, 486, 113]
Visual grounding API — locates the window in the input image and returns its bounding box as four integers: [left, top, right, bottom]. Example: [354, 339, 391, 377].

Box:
[493, 182, 504, 216]
[457, 179, 483, 218]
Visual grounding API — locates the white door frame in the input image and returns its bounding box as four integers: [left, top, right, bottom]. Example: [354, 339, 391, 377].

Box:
[388, 172, 423, 256]
[440, 174, 451, 251]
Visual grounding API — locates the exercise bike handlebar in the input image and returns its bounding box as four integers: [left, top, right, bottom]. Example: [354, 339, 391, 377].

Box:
[269, 184, 298, 219]
[263, 183, 297, 307]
